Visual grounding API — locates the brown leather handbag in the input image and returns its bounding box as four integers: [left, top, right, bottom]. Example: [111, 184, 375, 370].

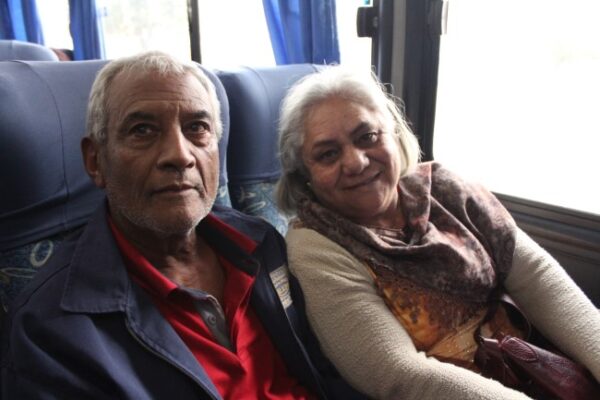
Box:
[474, 294, 600, 400]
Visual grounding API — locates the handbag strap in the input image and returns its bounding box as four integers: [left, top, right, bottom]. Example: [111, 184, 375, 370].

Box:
[475, 292, 532, 341]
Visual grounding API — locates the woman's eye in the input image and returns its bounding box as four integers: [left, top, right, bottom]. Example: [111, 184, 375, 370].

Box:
[316, 149, 339, 163]
[358, 132, 378, 145]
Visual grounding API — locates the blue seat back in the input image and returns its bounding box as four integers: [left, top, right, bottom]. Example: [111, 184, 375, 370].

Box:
[0, 40, 59, 61]
[0, 60, 230, 312]
[217, 65, 319, 234]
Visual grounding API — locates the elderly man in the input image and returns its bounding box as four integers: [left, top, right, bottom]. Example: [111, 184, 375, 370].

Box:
[0, 52, 359, 400]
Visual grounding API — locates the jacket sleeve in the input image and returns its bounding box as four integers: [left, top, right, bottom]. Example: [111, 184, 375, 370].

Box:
[286, 227, 532, 400]
[505, 228, 600, 382]
[1, 320, 114, 400]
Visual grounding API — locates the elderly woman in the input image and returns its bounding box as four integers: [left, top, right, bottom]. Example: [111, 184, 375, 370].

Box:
[275, 66, 600, 400]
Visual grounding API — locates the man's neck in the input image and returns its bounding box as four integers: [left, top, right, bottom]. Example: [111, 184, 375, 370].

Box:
[149, 235, 225, 304]
[112, 216, 226, 303]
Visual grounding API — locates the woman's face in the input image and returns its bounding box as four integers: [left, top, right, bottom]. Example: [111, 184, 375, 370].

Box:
[301, 96, 403, 227]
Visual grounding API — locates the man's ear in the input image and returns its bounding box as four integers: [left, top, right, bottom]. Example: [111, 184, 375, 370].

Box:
[81, 137, 106, 188]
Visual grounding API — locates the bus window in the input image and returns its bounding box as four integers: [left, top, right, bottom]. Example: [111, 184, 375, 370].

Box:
[198, 0, 372, 70]
[337, 0, 372, 73]
[36, 0, 72, 50]
[197, 0, 275, 67]
[434, 0, 600, 215]
[99, 0, 190, 60]
[37, 0, 372, 70]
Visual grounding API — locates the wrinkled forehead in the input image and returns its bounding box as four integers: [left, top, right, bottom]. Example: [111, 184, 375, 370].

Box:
[109, 69, 209, 102]
[106, 70, 213, 123]
[304, 95, 390, 132]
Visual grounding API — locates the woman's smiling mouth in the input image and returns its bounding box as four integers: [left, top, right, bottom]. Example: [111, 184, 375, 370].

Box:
[344, 172, 381, 190]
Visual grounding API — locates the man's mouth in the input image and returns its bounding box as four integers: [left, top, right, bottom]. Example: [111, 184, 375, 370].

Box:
[153, 183, 198, 194]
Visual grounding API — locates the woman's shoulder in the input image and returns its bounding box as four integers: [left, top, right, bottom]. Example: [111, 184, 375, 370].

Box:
[286, 219, 370, 275]
[417, 161, 471, 186]
[286, 219, 344, 253]
[407, 161, 492, 203]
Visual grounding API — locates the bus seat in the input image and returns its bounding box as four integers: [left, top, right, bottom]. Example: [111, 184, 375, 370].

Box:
[0, 40, 59, 61]
[0, 60, 231, 315]
[217, 64, 320, 235]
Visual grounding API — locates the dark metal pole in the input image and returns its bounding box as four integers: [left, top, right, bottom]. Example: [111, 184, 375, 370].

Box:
[356, 0, 394, 85]
[187, 0, 201, 63]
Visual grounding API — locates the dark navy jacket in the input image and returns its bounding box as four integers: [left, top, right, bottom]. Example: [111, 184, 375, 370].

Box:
[1, 203, 354, 400]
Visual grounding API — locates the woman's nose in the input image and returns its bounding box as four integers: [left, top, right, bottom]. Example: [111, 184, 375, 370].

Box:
[156, 127, 195, 171]
[341, 147, 369, 175]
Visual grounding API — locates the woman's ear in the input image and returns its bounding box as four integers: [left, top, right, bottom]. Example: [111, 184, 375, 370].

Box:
[81, 137, 106, 188]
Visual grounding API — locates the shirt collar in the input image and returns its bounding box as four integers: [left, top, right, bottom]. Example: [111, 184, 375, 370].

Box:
[107, 212, 259, 300]
[61, 201, 265, 313]
[108, 216, 177, 299]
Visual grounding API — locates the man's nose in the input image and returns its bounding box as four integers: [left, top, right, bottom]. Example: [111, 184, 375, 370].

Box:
[156, 127, 195, 171]
[341, 147, 369, 175]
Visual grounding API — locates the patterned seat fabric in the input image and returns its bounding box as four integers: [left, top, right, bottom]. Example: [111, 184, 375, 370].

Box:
[229, 182, 288, 235]
[217, 65, 320, 235]
[0, 232, 72, 315]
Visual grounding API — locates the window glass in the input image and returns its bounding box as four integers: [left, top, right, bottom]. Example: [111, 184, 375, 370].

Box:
[99, 0, 191, 60]
[197, 0, 275, 68]
[337, 0, 372, 73]
[37, 0, 73, 50]
[198, 0, 372, 70]
[434, 0, 600, 215]
[37, 0, 372, 77]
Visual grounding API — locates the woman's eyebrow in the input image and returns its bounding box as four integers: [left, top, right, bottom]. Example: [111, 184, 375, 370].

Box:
[310, 121, 372, 150]
[349, 121, 373, 138]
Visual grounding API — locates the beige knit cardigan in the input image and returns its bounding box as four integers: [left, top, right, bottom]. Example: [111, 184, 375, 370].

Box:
[287, 227, 600, 400]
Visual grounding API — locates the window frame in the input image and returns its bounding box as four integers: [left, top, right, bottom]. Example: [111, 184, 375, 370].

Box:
[362, 0, 600, 303]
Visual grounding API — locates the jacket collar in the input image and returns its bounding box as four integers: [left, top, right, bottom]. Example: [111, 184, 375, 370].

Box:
[59, 200, 278, 400]
[58, 201, 328, 399]
[61, 201, 130, 313]
[61, 201, 271, 313]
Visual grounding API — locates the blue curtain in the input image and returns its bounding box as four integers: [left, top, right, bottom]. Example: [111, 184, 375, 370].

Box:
[262, 0, 340, 65]
[0, 0, 45, 43]
[69, 0, 105, 60]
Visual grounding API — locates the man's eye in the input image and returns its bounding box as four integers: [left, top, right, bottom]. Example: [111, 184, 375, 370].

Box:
[186, 121, 210, 135]
[130, 124, 156, 137]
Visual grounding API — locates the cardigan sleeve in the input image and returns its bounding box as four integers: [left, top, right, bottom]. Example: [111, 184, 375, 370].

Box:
[286, 226, 532, 400]
[505, 228, 600, 381]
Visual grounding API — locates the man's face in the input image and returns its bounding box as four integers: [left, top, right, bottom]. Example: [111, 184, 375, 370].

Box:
[85, 70, 220, 237]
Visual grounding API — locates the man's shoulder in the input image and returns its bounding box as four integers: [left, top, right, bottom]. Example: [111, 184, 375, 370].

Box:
[207, 206, 288, 277]
[209, 204, 282, 241]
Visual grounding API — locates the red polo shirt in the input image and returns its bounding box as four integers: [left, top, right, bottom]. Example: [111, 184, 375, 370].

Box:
[108, 215, 313, 399]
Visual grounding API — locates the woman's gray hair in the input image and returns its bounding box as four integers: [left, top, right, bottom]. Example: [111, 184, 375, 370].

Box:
[276, 66, 421, 215]
[86, 51, 222, 143]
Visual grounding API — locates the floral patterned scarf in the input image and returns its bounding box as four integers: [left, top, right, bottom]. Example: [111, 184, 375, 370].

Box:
[297, 162, 517, 302]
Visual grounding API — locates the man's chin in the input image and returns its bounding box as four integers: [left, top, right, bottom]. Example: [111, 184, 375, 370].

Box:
[117, 205, 213, 238]
[151, 209, 212, 236]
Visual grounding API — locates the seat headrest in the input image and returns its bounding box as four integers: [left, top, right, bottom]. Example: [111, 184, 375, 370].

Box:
[217, 64, 320, 184]
[0, 40, 59, 61]
[0, 60, 230, 251]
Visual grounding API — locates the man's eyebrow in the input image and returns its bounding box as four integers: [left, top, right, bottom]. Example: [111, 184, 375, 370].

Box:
[121, 111, 157, 125]
[184, 110, 212, 120]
